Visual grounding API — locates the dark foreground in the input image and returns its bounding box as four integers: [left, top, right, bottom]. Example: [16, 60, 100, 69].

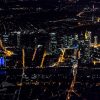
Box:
[0, 66, 99, 100]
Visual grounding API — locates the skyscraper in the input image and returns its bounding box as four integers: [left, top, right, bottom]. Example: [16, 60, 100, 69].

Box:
[2, 32, 9, 46]
[17, 31, 21, 48]
[94, 36, 98, 45]
[48, 32, 57, 54]
[80, 31, 91, 63]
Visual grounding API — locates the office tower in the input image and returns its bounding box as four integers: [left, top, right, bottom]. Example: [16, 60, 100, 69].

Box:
[72, 34, 79, 63]
[48, 32, 57, 54]
[58, 35, 68, 48]
[74, 34, 78, 40]
[80, 31, 91, 64]
[0, 57, 6, 67]
[73, 34, 79, 48]
[94, 36, 98, 45]
[2, 32, 9, 46]
[67, 35, 73, 48]
[85, 31, 91, 46]
[17, 31, 21, 48]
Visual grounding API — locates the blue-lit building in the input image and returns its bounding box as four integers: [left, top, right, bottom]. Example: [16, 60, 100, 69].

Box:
[0, 49, 6, 67]
[0, 57, 5, 67]
[0, 50, 6, 75]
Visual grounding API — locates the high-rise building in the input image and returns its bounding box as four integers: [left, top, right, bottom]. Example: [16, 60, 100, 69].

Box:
[73, 34, 79, 48]
[48, 32, 57, 54]
[67, 35, 73, 47]
[85, 31, 91, 46]
[94, 36, 98, 45]
[80, 31, 91, 63]
[63, 35, 68, 48]
[2, 32, 9, 46]
[17, 31, 21, 48]
[58, 35, 68, 48]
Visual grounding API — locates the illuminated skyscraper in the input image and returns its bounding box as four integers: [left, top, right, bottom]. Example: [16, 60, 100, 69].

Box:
[0, 57, 5, 67]
[0, 50, 6, 67]
[2, 32, 9, 46]
[67, 35, 73, 47]
[48, 32, 57, 54]
[59, 35, 68, 48]
[17, 31, 21, 47]
[94, 36, 98, 45]
[80, 31, 91, 63]
[85, 31, 91, 46]
[73, 34, 79, 48]
[63, 35, 68, 48]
